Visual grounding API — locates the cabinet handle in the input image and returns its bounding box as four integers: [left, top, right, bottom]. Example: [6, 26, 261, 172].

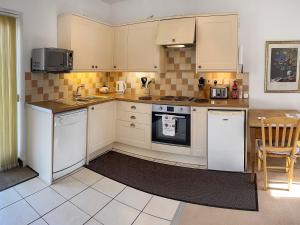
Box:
[95, 65, 98, 69]
[198, 65, 202, 69]
[130, 115, 136, 120]
[113, 66, 116, 69]
[154, 66, 157, 69]
[92, 65, 95, 69]
[172, 38, 176, 42]
[192, 109, 196, 112]
[91, 107, 95, 110]
[130, 123, 135, 128]
[131, 105, 136, 110]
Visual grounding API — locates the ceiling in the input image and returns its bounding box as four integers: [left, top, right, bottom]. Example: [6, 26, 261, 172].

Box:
[101, 0, 128, 4]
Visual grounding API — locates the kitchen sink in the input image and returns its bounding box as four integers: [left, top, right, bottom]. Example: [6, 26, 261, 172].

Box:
[138, 96, 152, 100]
[75, 96, 110, 101]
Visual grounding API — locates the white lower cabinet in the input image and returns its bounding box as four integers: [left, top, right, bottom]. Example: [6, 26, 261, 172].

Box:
[88, 101, 116, 157]
[191, 107, 208, 165]
[116, 120, 151, 149]
[116, 101, 151, 149]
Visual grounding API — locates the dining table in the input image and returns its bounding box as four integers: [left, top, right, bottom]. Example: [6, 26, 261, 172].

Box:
[248, 109, 300, 182]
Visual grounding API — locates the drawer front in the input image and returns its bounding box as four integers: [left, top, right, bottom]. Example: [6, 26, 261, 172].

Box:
[116, 120, 151, 149]
[117, 110, 151, 125]
[117, 101, 151, 114]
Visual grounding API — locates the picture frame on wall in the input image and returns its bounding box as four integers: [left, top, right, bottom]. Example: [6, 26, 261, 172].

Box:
[265, 41, 300, 93]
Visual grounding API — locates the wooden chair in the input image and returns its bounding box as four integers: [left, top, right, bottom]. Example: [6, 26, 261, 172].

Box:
[257, 117, 300, 190]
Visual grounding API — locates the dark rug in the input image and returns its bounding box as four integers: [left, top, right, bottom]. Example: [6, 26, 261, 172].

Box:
[87, 151, 258, 211]
[0, 166, 38, 192]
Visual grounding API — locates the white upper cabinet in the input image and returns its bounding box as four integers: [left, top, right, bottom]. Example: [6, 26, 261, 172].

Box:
[127, 21, 164, 72]
[156, 17, 196, 45]
[113, 26, 128, 71]
[58, 14, 114, 71]
[196, 15, 239, 72]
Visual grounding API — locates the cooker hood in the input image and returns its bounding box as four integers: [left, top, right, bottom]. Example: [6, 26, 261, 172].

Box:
[156, 17, 196, 47]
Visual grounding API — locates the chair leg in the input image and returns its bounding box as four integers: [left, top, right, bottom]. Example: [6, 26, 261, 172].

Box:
[286, 157, 290, 173]
[257, 151, 261, 172]
[288, 158, 295, 191]
[263, 152, 268, 190]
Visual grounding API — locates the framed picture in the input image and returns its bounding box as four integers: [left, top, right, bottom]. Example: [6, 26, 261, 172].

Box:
[265, 41, 300, 93]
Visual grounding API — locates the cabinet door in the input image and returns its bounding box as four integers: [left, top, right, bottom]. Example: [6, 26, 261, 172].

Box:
[94, 23, 114, 71]
[113, 26, 128, 71]
[127, 21, 160, 71]
[88, 102, 116, 155]
[156, 17, 195, 45]
[70, 16, 94, 71]
[196, 15, 238, 72]
[116, 120, 151, 149]
[191, 107, 207, 165]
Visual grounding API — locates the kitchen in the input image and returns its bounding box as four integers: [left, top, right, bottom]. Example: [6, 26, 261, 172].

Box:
[1, 1, 300, 225]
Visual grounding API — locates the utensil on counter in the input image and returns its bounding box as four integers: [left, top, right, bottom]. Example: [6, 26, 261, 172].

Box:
[141, 77, 148, 88]
[116, 81, 127, 94]
[100, 86, 109, 94]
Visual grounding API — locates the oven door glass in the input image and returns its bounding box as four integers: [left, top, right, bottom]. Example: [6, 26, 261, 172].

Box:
[152, 112, 191, 146]
[45, 50, 67, 71]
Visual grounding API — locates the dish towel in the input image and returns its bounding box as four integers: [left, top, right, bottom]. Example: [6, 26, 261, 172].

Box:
[162, 114, 176, 136]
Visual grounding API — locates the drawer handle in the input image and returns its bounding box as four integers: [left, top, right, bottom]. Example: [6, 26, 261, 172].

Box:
[91, 107, 95, 110]
[130, 123, 135, 128]
[192, 109, 196, 112]
[130, 116, 136, 120]
[131, 105, 136, 110]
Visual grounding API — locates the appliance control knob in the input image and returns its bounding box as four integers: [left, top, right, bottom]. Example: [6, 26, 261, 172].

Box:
[159, 106, 163, 110]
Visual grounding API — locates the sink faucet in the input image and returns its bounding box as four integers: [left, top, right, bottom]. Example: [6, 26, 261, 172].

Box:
[74, 84, 85, 98]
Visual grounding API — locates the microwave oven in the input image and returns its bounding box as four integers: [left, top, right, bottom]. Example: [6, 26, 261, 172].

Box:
[31, 48, 73, 73]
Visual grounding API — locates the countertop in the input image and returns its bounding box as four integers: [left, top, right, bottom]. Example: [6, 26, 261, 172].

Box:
[28, 93, 249, 114]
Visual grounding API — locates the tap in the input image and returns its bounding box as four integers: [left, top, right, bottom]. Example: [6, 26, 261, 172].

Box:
[74, 84, 85, 98]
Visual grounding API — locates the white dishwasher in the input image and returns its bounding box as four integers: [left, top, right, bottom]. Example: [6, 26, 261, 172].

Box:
[208, 110, 245, 172]
[53, 109, 87, 180]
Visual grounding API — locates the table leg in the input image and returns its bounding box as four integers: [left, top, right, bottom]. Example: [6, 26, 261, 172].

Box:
[250, 127, 256, 182]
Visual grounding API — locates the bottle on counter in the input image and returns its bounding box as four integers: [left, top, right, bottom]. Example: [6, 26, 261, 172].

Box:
[231, 80, 239, 99]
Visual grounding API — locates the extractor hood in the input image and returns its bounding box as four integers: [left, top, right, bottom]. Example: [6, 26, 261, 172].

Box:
[156, 17, 196, 47]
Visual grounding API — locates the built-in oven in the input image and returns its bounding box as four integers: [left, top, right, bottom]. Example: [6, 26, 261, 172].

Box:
[152, 104, 191, 147]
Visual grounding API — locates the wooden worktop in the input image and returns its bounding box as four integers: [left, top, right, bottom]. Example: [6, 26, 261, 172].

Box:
[249, 109, 300, 128]
[28, 93, 249, 114]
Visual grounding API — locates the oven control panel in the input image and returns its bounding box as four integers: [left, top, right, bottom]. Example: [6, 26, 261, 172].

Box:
[152, 105, 191, 114]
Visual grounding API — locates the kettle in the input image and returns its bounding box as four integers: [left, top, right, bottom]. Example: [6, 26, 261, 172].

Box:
[116, 81, 127, 94]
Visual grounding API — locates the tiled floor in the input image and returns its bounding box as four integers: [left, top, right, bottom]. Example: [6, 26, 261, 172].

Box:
[0, 167, 180, 225]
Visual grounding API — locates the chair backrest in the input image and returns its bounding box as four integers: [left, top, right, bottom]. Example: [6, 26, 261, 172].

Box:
[261, 117, 300, 155]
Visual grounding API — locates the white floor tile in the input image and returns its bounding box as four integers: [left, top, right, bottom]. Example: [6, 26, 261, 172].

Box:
[0, 188, 22, 209]
[30, 218, 48, 225]
[116, 187, 152, 210]
[70, 188, 112, 216]
[26, 187, 66, 216]
[43, 201, 90, 225]
[72, 168, 104, 186]
[92, 177, 125, 198]
[94, 200, 140, 225]
[143, 196, 180, 220]
[0, 200, 39, 225]
[85, 218, 103, 225]
[133, 213, 171, 225]
[51, 176, 87, 199]
[14, 177, 48, 197]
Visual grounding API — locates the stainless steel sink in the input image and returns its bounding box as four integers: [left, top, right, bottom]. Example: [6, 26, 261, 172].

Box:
[75, 96, 110, 101]
[138, 96, 152, 100]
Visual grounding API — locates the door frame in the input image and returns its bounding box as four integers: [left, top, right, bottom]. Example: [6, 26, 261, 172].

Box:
[0, 9, 25, 164]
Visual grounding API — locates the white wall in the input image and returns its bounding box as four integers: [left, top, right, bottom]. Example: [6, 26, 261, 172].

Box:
[0, 0, 112, 73]
[111, 0, 300, 110]
[0, 0, 111, 160]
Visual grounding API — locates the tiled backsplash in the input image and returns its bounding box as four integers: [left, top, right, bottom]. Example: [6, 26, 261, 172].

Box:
[25, 47, 249, 102]
[25, 72, 107, 102]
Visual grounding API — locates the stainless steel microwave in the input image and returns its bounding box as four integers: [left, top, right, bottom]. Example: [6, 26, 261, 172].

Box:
[31, 48, 73, 73]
